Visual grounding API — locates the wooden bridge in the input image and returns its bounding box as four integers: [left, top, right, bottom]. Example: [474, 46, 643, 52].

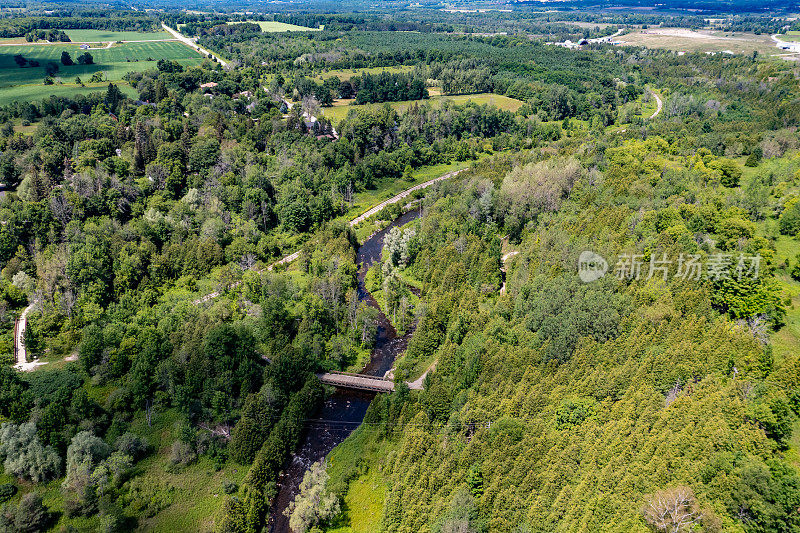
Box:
[316, 371, 396, 393]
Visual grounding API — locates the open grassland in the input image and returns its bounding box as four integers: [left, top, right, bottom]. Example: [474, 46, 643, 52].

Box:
[0, 82, 137, 106]
[233, 20, 320, 32]
[616, 28, 778, 55]
[0, 41, 201, 104]
[555, 20, 616, 29]
[776, 31, 800, 42]
[65, 29, 172, 42]
[325, 426, 388, 533]
[313, 65, 414, 82]
[320, 93, 524, 125]
[0, 37, 30, 45]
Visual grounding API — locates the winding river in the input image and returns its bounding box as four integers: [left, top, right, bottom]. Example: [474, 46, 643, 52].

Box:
[269, 207, 423, 532]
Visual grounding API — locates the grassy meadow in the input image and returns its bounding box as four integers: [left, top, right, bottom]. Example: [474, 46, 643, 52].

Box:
[776, 31, 800, 42]
[312, 65, 414, 82]
[319, 93, 524, 125]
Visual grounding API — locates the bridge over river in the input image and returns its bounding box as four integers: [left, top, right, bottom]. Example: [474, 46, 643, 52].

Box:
[316, 371, 423, 392]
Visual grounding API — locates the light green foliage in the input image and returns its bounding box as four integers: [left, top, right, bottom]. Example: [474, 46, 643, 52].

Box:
[119, 477, 176, 518]
[499, 157, 581, 237]
[0, 422, 61, 483]
[709, 157, 742, 187]
[286, 460, 340, 532]
[383, 226, 417, 269]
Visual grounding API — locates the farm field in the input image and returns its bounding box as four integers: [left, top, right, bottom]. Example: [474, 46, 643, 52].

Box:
[0, 82, 136, 106]
[555, 20, 616, 29]
[64, 29, 173, 42]
[776, 31, 800, 42]
[0, 41, 201, 104]
[0, 37, 29, 45]
[232, 20, 320, 32]
[319, 92, 524, 125]
[616, 28, 779, 55]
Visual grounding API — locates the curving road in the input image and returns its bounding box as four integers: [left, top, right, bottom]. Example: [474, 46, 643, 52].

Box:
[161, 23, 229, 68]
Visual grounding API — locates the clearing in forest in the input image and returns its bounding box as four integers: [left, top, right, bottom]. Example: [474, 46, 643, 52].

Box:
[616, 28, 779, 55]
[319, 93, 524, 125]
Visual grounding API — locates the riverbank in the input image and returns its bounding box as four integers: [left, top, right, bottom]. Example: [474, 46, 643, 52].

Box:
[268, 207, 426, 532]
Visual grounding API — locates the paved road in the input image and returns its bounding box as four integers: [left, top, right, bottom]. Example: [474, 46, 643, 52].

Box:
[161, 23, 229, 68]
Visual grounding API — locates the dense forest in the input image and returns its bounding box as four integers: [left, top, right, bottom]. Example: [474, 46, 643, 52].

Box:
[0, 3, 796, 533]
[0, 12, 159, 38]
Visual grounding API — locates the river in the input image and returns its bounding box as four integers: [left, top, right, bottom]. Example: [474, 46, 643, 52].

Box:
[268, 207, 423, 532]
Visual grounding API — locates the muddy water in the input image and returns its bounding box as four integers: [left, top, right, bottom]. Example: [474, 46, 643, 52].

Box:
[268, 207, 423, 532]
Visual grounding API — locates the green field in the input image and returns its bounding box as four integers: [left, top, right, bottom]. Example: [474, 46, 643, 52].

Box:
[776, 31, 800, 42]
[65, 29, 172, 42]
[319, 93, 524, 125]
[0, 82, 137, 106]
[312, 65, 414, 82]
[0, 41, 201, 104]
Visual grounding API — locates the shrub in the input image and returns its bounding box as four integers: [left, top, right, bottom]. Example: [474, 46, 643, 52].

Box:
[114, 433, 149, 461]
[120, 478, 175, 518]
[0, 484, 16, 503]
[779, 200, 800, 235]
[222, 480, 238, 494]
[14, 492, 49, 532]
[168, 440, 196, 467]
[0, 422, 62, 482]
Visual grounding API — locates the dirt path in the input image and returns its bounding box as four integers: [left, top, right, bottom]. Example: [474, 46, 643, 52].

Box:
[405, 361, 435, 390]
[191, 167, 467, 305]
[648, 89, 663, 120]
[349, 168, 466, 226]
[589, 28, 624, 44]
[14, 301, 46, 371]
[500, 251, 519, 295]
[161, 23, 228, 68]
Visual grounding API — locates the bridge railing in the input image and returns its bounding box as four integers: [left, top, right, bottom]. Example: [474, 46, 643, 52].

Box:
[316, 372, 395, 392]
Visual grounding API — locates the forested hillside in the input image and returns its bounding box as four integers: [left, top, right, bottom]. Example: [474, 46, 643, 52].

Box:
[0, 4, 796, 533]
